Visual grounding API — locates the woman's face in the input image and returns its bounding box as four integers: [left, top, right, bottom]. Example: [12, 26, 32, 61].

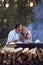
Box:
[22, 27, 27, 34]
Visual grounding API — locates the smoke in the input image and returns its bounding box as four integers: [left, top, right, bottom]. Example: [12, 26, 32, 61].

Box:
[33, 2, 43, 19]
[28, 2, 43, 42]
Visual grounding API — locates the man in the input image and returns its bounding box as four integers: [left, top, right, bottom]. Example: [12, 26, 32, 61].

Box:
[6, 23, 22, 46]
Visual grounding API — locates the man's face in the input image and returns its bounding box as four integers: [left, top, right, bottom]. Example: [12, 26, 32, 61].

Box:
[19, 25, 22, 31]
[17, 27, 20, 32]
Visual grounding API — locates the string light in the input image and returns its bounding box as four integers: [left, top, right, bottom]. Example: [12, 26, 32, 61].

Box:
[2, 0, 4, 2]
[2, 0, 4, 1]
[4, 19, 7, 23]
[29, 2, 34, 7]
[5, 3, 9, 8]
[2, 0, 4, 3]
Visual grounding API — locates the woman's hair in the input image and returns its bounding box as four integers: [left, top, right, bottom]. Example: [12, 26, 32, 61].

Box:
[22, 26, 28, 32]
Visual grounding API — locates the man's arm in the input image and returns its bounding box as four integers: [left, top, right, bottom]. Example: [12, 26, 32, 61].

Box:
[6, 31, 19, 46]
[6, 31, 14, 45]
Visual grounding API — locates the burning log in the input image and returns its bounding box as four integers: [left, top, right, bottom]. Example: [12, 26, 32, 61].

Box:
[36, 48, 43, 61]
[0, 47, 43, 65]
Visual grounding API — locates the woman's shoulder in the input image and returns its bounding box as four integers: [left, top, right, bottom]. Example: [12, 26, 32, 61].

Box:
[27, 30, 32, 37]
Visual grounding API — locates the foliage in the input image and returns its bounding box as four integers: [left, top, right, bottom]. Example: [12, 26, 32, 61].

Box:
[0, 38, 7, 48]
[0, 0, 39, 47]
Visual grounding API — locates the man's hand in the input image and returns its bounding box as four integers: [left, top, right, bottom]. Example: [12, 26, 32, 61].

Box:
[13, 38, 19, 42]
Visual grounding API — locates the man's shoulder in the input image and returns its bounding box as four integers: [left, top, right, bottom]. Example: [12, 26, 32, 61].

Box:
[8, 29, 15, 35]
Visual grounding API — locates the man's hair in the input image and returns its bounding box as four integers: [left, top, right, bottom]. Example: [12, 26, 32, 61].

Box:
[15, 23, 21, 29]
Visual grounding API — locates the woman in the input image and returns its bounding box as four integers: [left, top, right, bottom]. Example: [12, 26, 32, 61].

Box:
[20, 26, 32, 43]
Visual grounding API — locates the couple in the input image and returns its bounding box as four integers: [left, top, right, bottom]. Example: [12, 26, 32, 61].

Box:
[6, 23, 32, 46]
